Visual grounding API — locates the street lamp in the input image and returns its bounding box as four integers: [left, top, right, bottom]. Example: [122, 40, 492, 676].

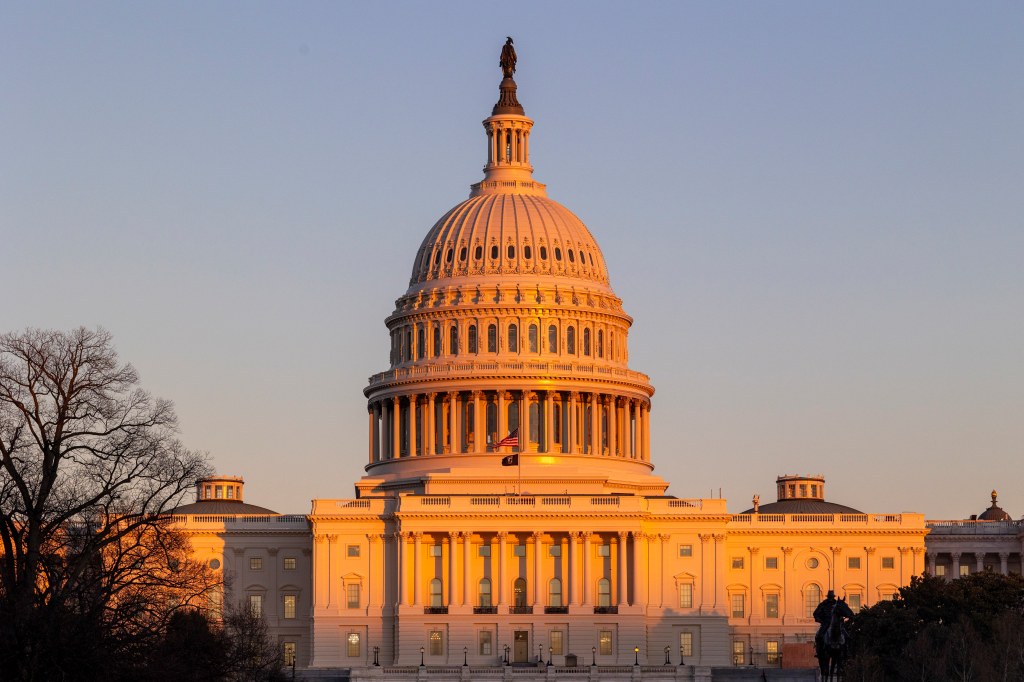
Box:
[503, 644, 510, 665]
[538, 643, 543, 665]
[679, 645, 685, 667]
[664, 646, 671, 665]
[373, 645, 380, 666]
[420, 646, 425, 667]
[591, 646, 597, 667]
[463, 646, 468, 667]
[547, 647, 552, 667]
[749, 645, 755, 666]
[634, 646, 640, 666]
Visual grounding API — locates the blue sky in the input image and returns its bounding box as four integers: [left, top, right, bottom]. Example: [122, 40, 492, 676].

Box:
[3, 2, 1022, 518]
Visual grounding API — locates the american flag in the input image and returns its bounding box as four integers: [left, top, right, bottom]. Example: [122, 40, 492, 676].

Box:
[494, 428, 519, 449]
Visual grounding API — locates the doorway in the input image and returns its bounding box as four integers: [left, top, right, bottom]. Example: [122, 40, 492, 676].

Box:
[513, 630, 529, 663]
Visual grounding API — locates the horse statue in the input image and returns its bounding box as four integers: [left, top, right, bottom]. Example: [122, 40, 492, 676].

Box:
[817, 596, 854, 681]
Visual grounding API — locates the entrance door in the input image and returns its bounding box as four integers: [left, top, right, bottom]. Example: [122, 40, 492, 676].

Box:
[513, 630, 529, 663]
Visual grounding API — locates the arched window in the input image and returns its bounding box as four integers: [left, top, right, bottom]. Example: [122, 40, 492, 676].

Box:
[417, 327, 426, 360]
[487, 324, 497, 353]
[459, 246, 467, 261]
[597, 578, 611, 607]
[429, 578, 443, 608]
[432, 325, 441, 358]
[478, 578, 492, 608]
[566, 326, 576, 355]
[474, 245, 483, 260]
[486, 402, 497, 446]
[464, 402, 475, 450]
[554, 247, 562, 261]
[445, 248, 453, 263]
[404, 328, 412, 362]
[568, 249, 575, 263]
[583, 328, 591, 356]
[449, 326, 458, 355]
[539, 246, 548, 260]
[609, 332, 615, 360]
[524, 245, 532, 260]
[490, 245, 499, 260]
[597, 330, 604, 358]
[804, 583, 821, 619]
[549, 578, 562, 607]
[507, 244, 515, 259]
[513, 578, 527, 607]
[528, 324, 539, 353]
[508, 324, 518, 353]
[506, 400, 519, 434]
[548, 325, 558, 354]
[468, 325, 478, 354]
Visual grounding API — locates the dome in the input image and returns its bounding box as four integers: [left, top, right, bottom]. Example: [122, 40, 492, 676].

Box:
[742, 499, 864, 515]
[742, 474, 863, 514]
[407, 193, 611, 291]
[977, 489, 1011, 521]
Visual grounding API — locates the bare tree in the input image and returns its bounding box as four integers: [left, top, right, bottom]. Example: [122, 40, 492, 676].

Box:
[0, 327, 214, 681]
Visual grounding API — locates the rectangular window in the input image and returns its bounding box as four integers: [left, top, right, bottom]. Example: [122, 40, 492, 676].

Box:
[765, 593, 779, 618]
[848, 593, 862, 611]
[429, 630, 443, 656]
[249, 557, 263, 571]
[226, 486, 234, 499]
[731, 594, 745, 618]
[881, 556, 895, 569]
[549, 545, 561, 557]
[550, 631, 563, 656]
[678, 583, 693, 609]
[599, 630, 612, 656]
[216, 486, 224, 499]
[347, 583, 361, 609]
[478, 545, 491, 557]
[347, 632, 360, 658]
[430, 545, 443, 557]
[679, 632, 693, 658]
[960, 564, 970, 577]
[848, 557, 861, 569]
[283, 642, 296, 667]
[678, 545, 692, 558]
[766, 640, 779, 665]
[283, 595, 296, 619]
[284, 557, 296, 570]
[479, 631, 492, 656]
[731, 557, 744, 570]
[733, 640, 745, 665]
[513, 544, 526, 557]
[248, 594, 263, 617]
[935, 564, 946, 576]
[347, 545, 361, 558]
[765, 556, 778, 570]
[598, 544, 611, 557]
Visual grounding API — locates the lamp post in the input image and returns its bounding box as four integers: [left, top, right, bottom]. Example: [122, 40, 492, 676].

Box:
[547, 647, 552, 667]
[504, 644, 510, 665]
[420, 646, 425, 667]
[664, 646, 671, 665]
[463, 646, 469, 667]
[538, 643, 543, 665]
[679, 645, 685, 668]
[592, 646, 597, 667]
[634, 646, 640, 666]
[749, 645, 755, 666]
[373, 645, 380, 666]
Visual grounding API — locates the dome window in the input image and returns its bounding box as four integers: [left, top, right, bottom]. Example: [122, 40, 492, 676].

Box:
[507, 245, 515, 259]
[588, 252, 594, 266]
[583, 328, 591, 356]
[490, 245, 499, 260]
[433, 250, 441, 265]
[468, 325, 478, 354]
[568, 250, 575, 263]
[539, 246, 548, 260]
[445, 248, 453, 263]
[554, 247, 562, 261]
[487, 324, 497, 353]
[432, 325, 441, 358]
[449, 326, 458, 355]
[508, 324, 518, 353]
[597, 330, 604, 358]
[528, 324, 539, 353]
[475, 245, 483, 260]
[459, 247, 467, 261]
[524, 245, 532, 260]
[578, 250, 585, 264]
[566, 326, 576, 354]
[547, 325, 558, 354]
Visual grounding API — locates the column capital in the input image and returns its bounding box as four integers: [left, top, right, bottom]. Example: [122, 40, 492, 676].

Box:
[912, 547, 925, 556]
[898, 547, 910, 555]
[570, 530, 583, 540]
[471, 389, 485, 399]
[582, 530, 594, 540]
[326, 534, 337, 542]
[659, 533, 671, 542]
[267, 547, 279, 556]
[531, 531, 543, 542]
[617, 530, 629, 541]
[632, 530, 648, 541]
[951, 551, 961, 559]
[497, 531, 508, 540]
[781, 546, 794, 555]
[864, 546, 877, 555]
[999, 551, 1011, 559]
[747, 546, 760, 555]
[412, 531, 423, 540]
[367, 533, 383, 544]
[829, 546, 843, 555]
[698, 534, 713, 544]
[713, 534, 726, 543]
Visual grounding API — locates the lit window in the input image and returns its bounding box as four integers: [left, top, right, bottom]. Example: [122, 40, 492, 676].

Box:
[283, 642, 296, 666]
[347, 632, 360, 658]
[598, 544, 611, 557]
[881, 591, 896, 601]
[478, 579, 492, 607]
[881, 557, 895, 569]
[478, 545, 491, 557]
[250, 557, 263, 571]
[513, 578, 527, 607]
[766, 640, 779, 665]
[804, 584, 821, 618]
[810, 484, 818, 497]
[765, 556, 778, 570]
[248, 594, 263, 617]
[733, 640, 745, 665]
[732, 557, 744, 569]
[731, 594, 744, 618]
[935, 564, 946, 577]
[597, 579, 611, 607]
[799, 484, 807, 497]
[204, 485, 212, 499]
[283, 594, 296, 619]
[550, 630, 563, 656]
[429, 630, 443, 656]
[479, 631, 492, 655]
[599, 630, 612, 656]
[284, 557, 296, 570]
[216, 486, 224, 499]
[549, 545, 561, 557]
[960, 564, 970, 577]
[226, 486, 234, 499]
[679, 632, 693, 658]
[429, 579, 443, 608]
[848, 593, 862, 611]
[848, 557, 861, 569]
[548, 578, 562, 607]
[765, 593, 779, 618]
[347, 545, 361, 558]
[679, 583, 692, 609]
[347, 583, 360, 609]
[513, 544, 526, 557]
[430, 545, 442, 557]
[679, 545, 692, 558]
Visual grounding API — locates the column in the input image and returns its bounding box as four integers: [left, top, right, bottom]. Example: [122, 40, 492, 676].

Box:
[463, 532, 472, 606]
[1000, 552, 1010, 575]
[448, 392, 458, 453]
[367, 406, 375, 463]
[591, 394, 600, 455]
[497, 392, 507, 447]
[616, 531, 628, 608]
[632, 400, 641, 459]
[976, 553, 985, 573]
[569, 532, 580, 606]
[899, 547, 911, 585]
[397, 532, 407, 607]
[830, 546, 844, 595]
[520, 391, 530, 452]
[408, 394, 418, 457]
[926, 552, 937, 576]
[472, 391, 483, 453]
[381, 401, 391, 459]
[497, 532, 508, 608]
[448, 532, 458, 606]
[368, 534, 383, 607]
[659, 534, 669, 607]
[642, 404, 651, 460]
[632, 531, 647, 607]
[608, 397, 618, 456]
[544, 391, 554, 452]
[533, 531, 543, 607]
[699, 535, 713, 612]
[426, 393, 436, 455]
[582, 531, 592, 606]
[567, 393, 577, 454]
[781, 547, 793, 621]
[391, 396, 401, 458]
[951, 552, 961, 579]
[413, 533, 423, 607]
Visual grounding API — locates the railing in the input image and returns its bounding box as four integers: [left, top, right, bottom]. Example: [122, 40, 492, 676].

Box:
[667, 499, 702, 509]
[593, 606, 618, 614]
[368, 360, 651, 388]
[927, 519, 1024, 534]
[730, 513, 912, 526]
[423, 606, 448, 614]
[171, 514, 308, 526]
[589, 497, 620, 506]
[473, 606, 498, 614]
[544, 606, 568, 614]
[509, 605, 533, 614]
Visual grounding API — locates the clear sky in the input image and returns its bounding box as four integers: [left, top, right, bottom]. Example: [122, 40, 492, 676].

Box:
[3, 2, 1022, 519]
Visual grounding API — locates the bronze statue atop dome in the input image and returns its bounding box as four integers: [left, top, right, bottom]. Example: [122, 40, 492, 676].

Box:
[500, 37, 517, 77]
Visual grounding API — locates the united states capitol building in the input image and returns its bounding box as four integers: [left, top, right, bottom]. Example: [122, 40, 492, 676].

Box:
[171, 46, 1022, 680]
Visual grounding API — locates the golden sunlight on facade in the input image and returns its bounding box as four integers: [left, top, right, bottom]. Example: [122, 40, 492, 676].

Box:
[169, 43, 1021, 680]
